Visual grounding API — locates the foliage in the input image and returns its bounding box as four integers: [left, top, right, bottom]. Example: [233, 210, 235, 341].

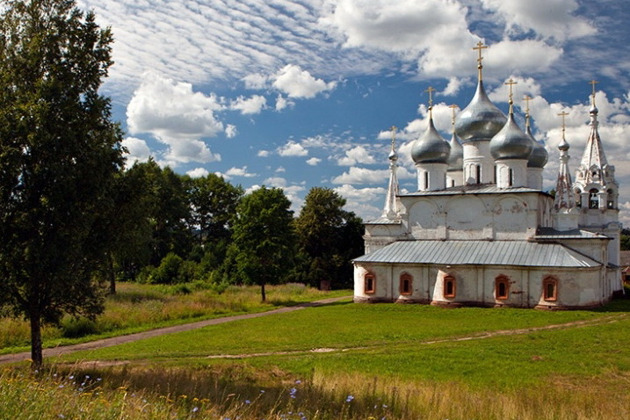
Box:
[228, 187, 296, 301]
[621, 228, 630, 251]
[293, 187, 363, 289]
[184, 173, 243, 246]
[0, 282, 346, 351]
[0, 0, 123, 368]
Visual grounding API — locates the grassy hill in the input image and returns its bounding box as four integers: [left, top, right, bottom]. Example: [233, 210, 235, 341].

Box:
[1, 284, 629, 419]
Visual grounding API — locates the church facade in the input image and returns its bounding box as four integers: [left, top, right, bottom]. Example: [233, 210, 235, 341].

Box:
[352, 47, 623, 309]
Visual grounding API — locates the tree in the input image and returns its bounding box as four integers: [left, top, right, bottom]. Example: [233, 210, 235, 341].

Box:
[293, 187, 364, 289]
[0, 0, 123, 368]
[229, 187, 295, 301]
[185, 173, 243, 245]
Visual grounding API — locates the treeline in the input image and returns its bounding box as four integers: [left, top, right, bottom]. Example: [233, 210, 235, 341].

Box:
[109, 159, 364, 297]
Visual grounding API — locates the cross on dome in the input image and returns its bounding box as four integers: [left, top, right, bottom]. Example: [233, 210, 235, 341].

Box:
[504, 78, 517, 112]
[589, 79, 599, 107]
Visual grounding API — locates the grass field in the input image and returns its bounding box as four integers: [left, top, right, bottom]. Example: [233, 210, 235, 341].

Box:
[1, 285, 629, 419]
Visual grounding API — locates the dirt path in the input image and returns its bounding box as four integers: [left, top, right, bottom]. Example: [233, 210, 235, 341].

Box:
[0, 296, 351, 365]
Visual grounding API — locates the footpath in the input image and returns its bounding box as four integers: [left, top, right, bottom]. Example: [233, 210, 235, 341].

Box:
[0, 296, 351, 365]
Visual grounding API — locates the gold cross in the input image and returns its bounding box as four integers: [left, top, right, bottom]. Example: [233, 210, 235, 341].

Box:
[558, 111, 569, 137]
[425, 86, 435, 108]
[449, 104, 459, 126]
[523, 95, 532, 128]
[589, 79, 599, 106]
[523, 95, 532, 114]
[390, 125, 397, 149]
[473, 41, 487, 66]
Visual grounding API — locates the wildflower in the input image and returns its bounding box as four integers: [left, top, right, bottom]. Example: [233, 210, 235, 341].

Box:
[289, 387, 297, 398]
[69, 375, 74, 380]
[245, 400, 251, 404]
[192, 407, 199, 413]
[260, 390, 265, 393]
[295, 380, 301, 384]
[346, 395, 354, 403]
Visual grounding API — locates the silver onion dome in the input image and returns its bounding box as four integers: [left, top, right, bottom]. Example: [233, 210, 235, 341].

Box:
[447, 131, 463, 171]
[454, 79, 507, 143]
[526, 125, 548, 168]
[490, 113, 533, 160]
[411, 115, 451, 164]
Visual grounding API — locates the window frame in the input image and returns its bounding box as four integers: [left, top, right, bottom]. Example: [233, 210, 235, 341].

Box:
[443, 275, 456, 299]
[543, 277, 558, 302]
[364, 273, 376, 295]
[399, 273, 413, 296]
[495, 276, 510, 300]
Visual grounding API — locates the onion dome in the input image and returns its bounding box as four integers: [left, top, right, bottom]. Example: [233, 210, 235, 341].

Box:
[454, 79, 507, 143]
[411, 113, 451, 164]
[489, 112, 533, 160]
[526, 126, 548, 168]
[447, 131, 463, 171]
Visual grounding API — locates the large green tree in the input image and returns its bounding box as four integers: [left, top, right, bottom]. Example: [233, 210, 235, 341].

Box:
[293, 187, 364, 289]
[0, 0, 123, 368]
[228, 187, 295, 301]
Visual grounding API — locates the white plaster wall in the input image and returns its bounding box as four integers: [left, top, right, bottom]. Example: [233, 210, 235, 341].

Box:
[445, 196, 490, 239]
[447, 170, 463, 188]
[463, 141, 494, 184]
[495, 159, 528, 188]
[527, 167, 544, 190]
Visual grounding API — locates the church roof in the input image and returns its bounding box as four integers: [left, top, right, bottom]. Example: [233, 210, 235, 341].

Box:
[400, 183, 545, 197]
[354, 240, 601, 268]
[578, 104, 608, 171]
[535, 227, 609, 240]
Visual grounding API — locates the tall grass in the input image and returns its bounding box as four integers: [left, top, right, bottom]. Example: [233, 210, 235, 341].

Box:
[2, 365, 628, 419]
[0, 283, 348, 353]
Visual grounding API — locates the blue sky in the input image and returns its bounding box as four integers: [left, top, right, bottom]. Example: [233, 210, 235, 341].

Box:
[77, 0, 630, 224]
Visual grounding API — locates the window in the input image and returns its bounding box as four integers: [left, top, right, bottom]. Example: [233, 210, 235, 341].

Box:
[589, 189, 599, 209]
[495, 276, 510, 300]
[476, 165, 481, 184]
[607, 189, 615, 209]
[543, 277, 558, 302]
[443, 276, 456, 298]
[451, 179, 455, 188]
[424, 171, 429, 190]
[508, 168, 514, 187]
[574, 189, 582, 207]
[400, 273, 412, 296]
[364, 273, 375, 294]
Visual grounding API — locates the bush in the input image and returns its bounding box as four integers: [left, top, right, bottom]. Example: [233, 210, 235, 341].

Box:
[150, 253, 184, 284]
[61, 317, 99, 338]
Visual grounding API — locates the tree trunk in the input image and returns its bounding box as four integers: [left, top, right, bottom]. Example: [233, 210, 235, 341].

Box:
[261, 282, 266, 302]
[29, 313, 43, 370]
[108, 252, 116, 295]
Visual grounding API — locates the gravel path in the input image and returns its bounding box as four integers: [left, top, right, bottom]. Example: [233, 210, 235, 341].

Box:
[0, 296, 351, 365]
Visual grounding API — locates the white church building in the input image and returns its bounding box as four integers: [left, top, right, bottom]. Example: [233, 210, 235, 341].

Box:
[353, 45, 623, 309]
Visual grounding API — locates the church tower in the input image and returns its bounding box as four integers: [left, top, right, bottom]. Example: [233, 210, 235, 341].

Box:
[455, 42, 506, 185]
[489, 79, 533, 188]
[446, 104, 464, 187]
[552, 111, 579, 231]
[411, 88, 451, 191]
[573, 82, 621, 270]
[381, 126, 400, 220]
[524, 96, 548, 190]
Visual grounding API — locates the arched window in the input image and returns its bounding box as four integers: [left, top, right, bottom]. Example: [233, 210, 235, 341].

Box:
[476, 165, 481, 184]
[495, 276, 510, 300]
[443, 276, 456, 298]
[574, 188, 582, 207]
[589, 189, 599, 209]
[364, 273, 376, 294]
[607, 188, 615, 209]
[399, 273, 412, 296]
[508, 168, 514, 187]
[543, 277, 558, 302]
[424, 172, 429, 190]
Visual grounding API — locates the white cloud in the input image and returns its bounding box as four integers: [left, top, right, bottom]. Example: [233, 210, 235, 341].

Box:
[443, 77, 465, 96]
[230, 95, 267, 114]
[121, 136, 152, 166]
[332, 166, 415, 184]
[242, 73, 269, 90]
[278, 141, 308, 157]
[306, 157, 321, 166]
[275, 94, 294, 111]
[257, 150, 270, 157]
[484, 40, 563, 76]
[272, 64, 337, 98]
[337, 145, 376, 166]
[187, 167, 209, 178]
[480, 0, 596, 42]
[126, 72, 224, 165]
[275, 166, 286, 173]
[225, 124, 238, 138]
[221, 166, 257, 180]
